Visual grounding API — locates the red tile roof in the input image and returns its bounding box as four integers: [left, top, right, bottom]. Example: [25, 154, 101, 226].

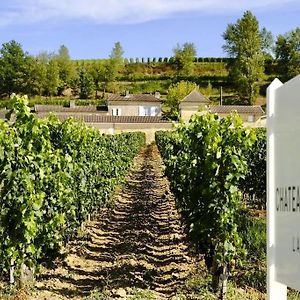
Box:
[209, 105, 264, 114]
[37, 113, 170, 124]
[107, 93, 161, 103]
[181, 90, 210, 104]
[34, 105, 108, 113]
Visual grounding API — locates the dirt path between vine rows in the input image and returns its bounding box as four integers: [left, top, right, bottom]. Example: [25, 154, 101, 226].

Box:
[30, 144, 196, 299]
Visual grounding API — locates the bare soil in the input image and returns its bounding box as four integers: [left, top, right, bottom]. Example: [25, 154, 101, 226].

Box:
[29, 144, 196, 299]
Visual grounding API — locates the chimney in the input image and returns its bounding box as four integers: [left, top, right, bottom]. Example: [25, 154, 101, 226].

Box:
[70, 100, 76, 108]
[125, 90, 130, 98]
[155, 92, 160, 99]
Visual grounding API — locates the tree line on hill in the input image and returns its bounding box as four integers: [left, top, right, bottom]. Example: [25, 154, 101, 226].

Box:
[0, 11, 298, 106]
[121, 57, 231, 64]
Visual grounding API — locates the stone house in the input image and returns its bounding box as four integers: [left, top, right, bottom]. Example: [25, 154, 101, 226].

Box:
[179, 90, 210, 120]
[179, 90, 265, 126]
[33, 92, 170, 143]
[106, 91, 162, 117]
[209, 105, 265, 126]
[6, 91, 264, 143]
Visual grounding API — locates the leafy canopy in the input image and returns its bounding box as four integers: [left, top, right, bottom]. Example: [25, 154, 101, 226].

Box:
[172, 42, 197, 75]
[275, 27, 300, 80]
[165, 81, 199, 119]
[223, 11, 265, 105]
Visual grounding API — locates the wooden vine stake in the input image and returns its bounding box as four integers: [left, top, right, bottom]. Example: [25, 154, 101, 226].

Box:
[9, 259, 14, 285]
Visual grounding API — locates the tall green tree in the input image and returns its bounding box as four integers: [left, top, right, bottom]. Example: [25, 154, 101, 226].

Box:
[54, 45, 75, 93]
[110, 41, 124, 68]
[45, 59, 60, 97]
[24, 52, 57, 96]
[223, 11, 265, 105]
[260, 27, 274, 56]
[0, 40, 30, 96]
[78, 67, 95, 99]
[165, 81, 199, 119]
[172, 42, 197, 75]
[88, 60, 106, 98]
[275, 28, 300, 80]
[24, 56, 47, 96]
[103, 42, 125, 92]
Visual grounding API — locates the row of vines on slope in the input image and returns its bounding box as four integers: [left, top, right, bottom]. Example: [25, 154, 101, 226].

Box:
[0, 95, 145, 285]
[155, 113, 266, 299]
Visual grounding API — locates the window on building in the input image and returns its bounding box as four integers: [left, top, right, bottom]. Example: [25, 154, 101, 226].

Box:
[112, 108, 121, 116]
[247, 115, 254, 122]
[139, 106, 158, 116]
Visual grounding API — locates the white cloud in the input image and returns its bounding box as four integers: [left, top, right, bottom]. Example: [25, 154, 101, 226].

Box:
[0, 0, 298, 26]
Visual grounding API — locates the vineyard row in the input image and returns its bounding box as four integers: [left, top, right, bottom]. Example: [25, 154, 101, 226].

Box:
[155, 113, 266, 294]
[0, 95, 145, 283]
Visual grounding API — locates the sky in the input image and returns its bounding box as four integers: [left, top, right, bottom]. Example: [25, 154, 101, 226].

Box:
[0, 0, 299, 60]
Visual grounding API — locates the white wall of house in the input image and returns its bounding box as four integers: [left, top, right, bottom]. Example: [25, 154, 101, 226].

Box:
[108, 102, 161, 116]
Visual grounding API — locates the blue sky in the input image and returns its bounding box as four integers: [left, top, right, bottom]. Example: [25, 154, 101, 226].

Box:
[0, 0, 299, 59]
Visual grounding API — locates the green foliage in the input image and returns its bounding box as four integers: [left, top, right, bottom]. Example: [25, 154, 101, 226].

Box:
[275, 27, 300, 80]
[165, 81, 199, 119]
[240, 128, 266, 209]
[0, 94, 145, 281]
[236, 216, 266, 291]
[172, 42, 197, 75]
[88, 60, 106, 93]
[54, 45, 75, 92]
[109, 42, 124, 75]
[25, 56, 47, 96]
[260, 27, 274, 56]
[223, 11, 265, 105]
[77, 67, 95, 99]
[156, 113, 256, 291]
[102, 42, 125, 92]
[85, 289, 110, 300]
[200, 81, 213, 100]
[0, 40, 30, 96]
[128, 288, 157, 299]
[45, 59, 60, 97]
[178, 262, 265, 299]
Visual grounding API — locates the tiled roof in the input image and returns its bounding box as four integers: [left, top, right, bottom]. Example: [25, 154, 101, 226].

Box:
[209, 105, 264, 114]
[107, 93, 161, 103]
[181, 90, 210, 104]
[34, 105, 108, 113]
[37, 113, 170, 124]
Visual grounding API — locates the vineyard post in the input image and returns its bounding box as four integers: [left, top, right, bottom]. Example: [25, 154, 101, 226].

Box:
[267, 78, 287, 300]
[9, 259, 14, 284]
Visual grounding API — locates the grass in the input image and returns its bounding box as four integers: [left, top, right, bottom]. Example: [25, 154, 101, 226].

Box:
[289, 290, 300, 299]
[85, 289, 110, 300]
[175, 262, 266, 300]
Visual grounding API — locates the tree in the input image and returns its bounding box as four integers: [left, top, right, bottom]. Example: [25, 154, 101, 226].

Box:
[102, 42, 124, 93]
[89, 60, 106, 98]
[260, 27, 274, 56]
[223, 11, 265, 105]
[275, 28, 300, 80]
[109, 41, 124, 76]
[24, 56, 47, 96]
[0, 40, 30, 96]
[172, 42, 197, 75]
[45, 59, 60, 97]
[164, 81, 199, 119]
[54, 45, 75, 93]
[77, 67, 95, 99]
